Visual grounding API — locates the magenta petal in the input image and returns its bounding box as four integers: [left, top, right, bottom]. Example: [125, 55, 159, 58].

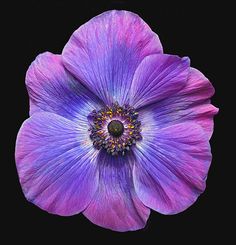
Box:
[129, 54, 190, 108]
[15, 112, 99, 216]
[62, 10, 163, 105]
[138, 67, 218, 139]
[26, 52, 102, 121]
[133, 123, 211, 214]
[83, 152, 150, 232]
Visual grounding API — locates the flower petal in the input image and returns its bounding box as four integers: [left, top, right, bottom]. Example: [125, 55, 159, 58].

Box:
[26, 52, 103, 121]
[133, 123, 212, 214]
[15, 112, 99, 216]
[138, 68, 218, 139]
[83, 151, 150, 232]
[62, 10, 163, 105]
[129, 54, 190, 108]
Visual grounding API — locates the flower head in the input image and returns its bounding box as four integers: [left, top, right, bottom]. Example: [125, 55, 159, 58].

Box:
[15, 10, 218, 232]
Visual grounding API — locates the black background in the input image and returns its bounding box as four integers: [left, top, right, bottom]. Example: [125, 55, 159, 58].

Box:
[4, 0, 231, 243]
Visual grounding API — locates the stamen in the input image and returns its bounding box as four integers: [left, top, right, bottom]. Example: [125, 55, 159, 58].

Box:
[88, 102, 142, 156]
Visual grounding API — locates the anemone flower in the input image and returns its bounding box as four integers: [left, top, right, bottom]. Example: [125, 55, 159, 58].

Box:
[15, 10, 218, 232]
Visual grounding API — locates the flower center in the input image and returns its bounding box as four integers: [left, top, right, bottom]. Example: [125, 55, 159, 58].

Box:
[88, 102, 142, 156]
[108, 120, 124, 137]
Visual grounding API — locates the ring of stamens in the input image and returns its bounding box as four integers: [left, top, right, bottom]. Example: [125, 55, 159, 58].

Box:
[88, 102, 142, 156]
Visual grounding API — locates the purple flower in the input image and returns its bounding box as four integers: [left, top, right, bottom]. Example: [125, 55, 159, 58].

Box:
[15, 10, 218, 232]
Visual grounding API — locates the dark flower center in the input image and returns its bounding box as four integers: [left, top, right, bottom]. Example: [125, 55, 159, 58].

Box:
[108, 120, 124, 137]
[88, 102, 142, 156]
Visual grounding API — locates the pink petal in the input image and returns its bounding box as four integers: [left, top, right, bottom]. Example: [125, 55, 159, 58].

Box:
[26, 52, 102, 121]
[62, 10, 163, 105]
[133, 123, 212, 214]
[83, 151, 150, 232]
[15, 112, 99, 216]
[129, 54, 190, 108]
[138, 67, 218, 139]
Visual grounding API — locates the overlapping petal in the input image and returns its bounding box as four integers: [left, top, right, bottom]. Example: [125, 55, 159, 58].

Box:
[129, 54, 190, 108]
[133, 123, 211, 214]
[62, 10, 163, 105]
[138, 68, 218, 139]
[83, 151, 150, 232]
[26, 52, 103, 121]
[15, 112, 99, 216]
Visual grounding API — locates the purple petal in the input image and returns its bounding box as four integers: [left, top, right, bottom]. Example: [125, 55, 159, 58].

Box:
[130, 54, 190, 108]
[62, 10, 163, 105]
[83, 151, 150, 232]
[138, 67, 218, 139]
[26, 52, 103, 121]
[133, 123, 211, 214]
[15, 112, 99, 216]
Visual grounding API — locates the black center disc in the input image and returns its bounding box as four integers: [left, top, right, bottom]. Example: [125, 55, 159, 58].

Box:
[107, 120, 124, 137]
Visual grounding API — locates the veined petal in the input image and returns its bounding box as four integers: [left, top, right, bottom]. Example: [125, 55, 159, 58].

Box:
[133, 123, 211, 214]
[83, 151, 150, 232]
[26, 52, 103, 121]
[15, 112, 99, 216]
[130, 54, 190, 108]
[138, 67, 218, 139]
[62, 10, 163, 105]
